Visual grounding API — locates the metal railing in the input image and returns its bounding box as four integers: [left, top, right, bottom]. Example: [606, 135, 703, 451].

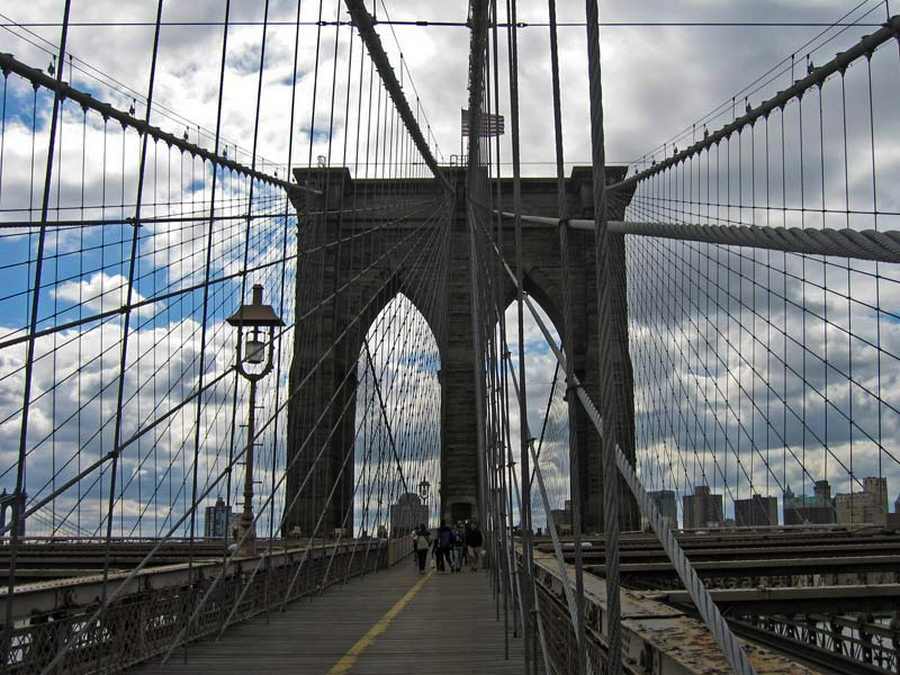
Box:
[6, 539, 406, 674]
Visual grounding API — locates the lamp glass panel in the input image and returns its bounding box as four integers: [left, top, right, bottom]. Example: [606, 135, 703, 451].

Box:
[245, 337, 266, 364]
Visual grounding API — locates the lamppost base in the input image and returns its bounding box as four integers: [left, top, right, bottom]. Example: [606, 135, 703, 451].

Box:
[237, 517, 257, 557]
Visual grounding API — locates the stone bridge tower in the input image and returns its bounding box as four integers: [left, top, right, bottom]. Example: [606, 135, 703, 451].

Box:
[283, 166, 637, 537]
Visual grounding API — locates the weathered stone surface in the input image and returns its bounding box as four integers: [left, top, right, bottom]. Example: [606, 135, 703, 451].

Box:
[284, 166, 637, 537]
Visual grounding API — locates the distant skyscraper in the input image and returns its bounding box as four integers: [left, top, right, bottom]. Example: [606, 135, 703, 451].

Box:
[204, 496, 233, 538]
[834, 476, 888, 526]
[814, 480, 832, 501]
[683, 486, 723, 529]
[889, 493, 900, 530]
[733, 494, 778, 527]
[549, 499, 573, 531]
[390, 492, 429, 537]
[865, 476, 888, 511]
[783, 481, 835, 525]
[648, 490, 678, 528]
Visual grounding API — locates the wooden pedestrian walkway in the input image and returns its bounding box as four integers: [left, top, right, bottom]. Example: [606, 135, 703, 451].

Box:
[129, 560, 525, 674]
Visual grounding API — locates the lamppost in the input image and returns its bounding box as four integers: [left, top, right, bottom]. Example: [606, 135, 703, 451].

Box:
[227, 284, 283, 556]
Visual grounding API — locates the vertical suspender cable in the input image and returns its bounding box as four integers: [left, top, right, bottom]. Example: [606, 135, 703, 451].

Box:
[275, 0, 306, 565]
[3, 2, 72, 667]
[502, 0, 534, 671]
[307, 0, 327, 564]
[866, 53, 885, 489]
[582, 0, 622, 670]
[241, 0, 276, 617]
[184, 0, 232, 662]
[489, 0, 514, 656]
[99, 3, 166, 670]
[547, 1, 587, 671]
[465, 0, 490, 547]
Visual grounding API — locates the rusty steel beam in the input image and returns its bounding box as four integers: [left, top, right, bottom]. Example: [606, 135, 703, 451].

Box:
[727, 618, 893, 675]
[589, 554, 900, 582]
[539, 530, 900, 569]
[660, 584, 900, 616]
[530, 549, 814, 674]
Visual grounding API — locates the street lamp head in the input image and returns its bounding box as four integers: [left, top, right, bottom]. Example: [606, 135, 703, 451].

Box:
[417, 478, 431, 501]
[227, 284, 284, 376]
[227, 284, 284, 330]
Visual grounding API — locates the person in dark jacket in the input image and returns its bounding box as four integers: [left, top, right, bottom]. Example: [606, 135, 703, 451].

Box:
[435, 519, 453, 572]
[466, 521, 484, 571]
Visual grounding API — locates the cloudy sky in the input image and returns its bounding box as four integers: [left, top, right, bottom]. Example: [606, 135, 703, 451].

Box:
[4, 1, 889, 174]
[1, 0, 898, 535]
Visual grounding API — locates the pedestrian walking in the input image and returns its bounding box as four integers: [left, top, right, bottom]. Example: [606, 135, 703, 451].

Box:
[452, 521, 465, 572]
[414, 524, 431, 573]
[462, 521, 472, 567]
[466, 521, 483, 571]
[436, 519, 453, 572]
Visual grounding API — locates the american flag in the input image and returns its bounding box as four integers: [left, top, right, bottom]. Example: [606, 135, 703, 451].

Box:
[461, 109, 505, 137]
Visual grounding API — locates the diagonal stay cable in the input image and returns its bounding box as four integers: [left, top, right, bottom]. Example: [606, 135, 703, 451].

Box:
[160, 194, 453, 645]
[503, 350, 595, 675]
[479, 215, 757, 674]
[363, 338, 409, 495]
[214, 335, 389, 640]
[34, 193, 451, 670]
[3, 195, 446, 518]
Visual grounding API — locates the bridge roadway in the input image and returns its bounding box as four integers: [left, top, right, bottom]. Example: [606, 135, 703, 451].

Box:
[129, 559, 524, 674]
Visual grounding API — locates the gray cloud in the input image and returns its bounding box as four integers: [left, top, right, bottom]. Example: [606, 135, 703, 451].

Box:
[3, 0, 898, 536]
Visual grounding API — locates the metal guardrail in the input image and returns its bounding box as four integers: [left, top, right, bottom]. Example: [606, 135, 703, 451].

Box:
[5, 539, 409, 674]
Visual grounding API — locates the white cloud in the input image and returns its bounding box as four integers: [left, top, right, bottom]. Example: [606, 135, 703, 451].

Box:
[54, 272, 158, 317]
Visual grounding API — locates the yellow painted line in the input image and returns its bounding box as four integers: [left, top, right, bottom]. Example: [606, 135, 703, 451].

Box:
[327, 570, 433, 674]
